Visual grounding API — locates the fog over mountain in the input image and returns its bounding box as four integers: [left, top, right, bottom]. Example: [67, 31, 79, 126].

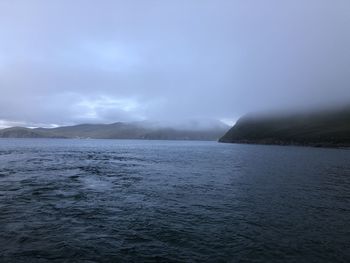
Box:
[0, 120, 229, 141]
[219, 106, 350, 147]
[0, 0, 350, 128]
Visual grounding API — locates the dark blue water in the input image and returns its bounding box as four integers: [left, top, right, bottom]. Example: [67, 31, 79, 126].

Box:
[0, 139, 349, 262]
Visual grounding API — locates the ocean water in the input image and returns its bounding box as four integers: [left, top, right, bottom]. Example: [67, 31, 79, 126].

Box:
[0, 139, 349, 262]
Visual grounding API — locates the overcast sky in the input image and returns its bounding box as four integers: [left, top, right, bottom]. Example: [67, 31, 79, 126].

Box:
[0, 0, 350, 128]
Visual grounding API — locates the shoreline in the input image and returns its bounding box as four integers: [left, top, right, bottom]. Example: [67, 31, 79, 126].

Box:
[218, 139, 350, 149]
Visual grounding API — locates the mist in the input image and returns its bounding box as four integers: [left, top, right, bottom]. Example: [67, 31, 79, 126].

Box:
[0, 0, 350, 128]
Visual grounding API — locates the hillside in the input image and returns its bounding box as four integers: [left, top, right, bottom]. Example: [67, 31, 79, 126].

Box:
[0, 121, 228, 141]
[219, 107, 350, 147]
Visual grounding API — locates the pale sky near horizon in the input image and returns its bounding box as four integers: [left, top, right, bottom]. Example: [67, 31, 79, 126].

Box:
[0, 0, 350, 128]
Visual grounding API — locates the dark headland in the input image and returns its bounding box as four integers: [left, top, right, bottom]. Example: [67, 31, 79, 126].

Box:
[219, 107, 350, 148]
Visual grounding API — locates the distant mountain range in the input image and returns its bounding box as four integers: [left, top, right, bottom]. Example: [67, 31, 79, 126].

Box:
[0, 121, 229, 141]
[219, 107, 350, 147]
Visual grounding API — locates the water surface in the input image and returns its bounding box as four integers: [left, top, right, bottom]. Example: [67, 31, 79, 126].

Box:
[0, 139, 349, 262]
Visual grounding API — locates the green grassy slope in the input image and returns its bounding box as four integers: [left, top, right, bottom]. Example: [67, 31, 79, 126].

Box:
[219, 107, 350, 147]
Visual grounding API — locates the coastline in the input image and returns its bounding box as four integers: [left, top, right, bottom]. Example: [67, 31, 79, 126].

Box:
[218, 139, 350, 149]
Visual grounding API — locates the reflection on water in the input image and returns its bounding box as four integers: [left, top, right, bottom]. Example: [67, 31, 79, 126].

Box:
[0, 139, 349, 262]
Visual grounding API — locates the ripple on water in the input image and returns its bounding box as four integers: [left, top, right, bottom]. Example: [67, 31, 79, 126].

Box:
[0, 139, 349, 262]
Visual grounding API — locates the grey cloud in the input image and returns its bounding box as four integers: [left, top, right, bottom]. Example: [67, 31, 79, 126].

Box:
[0, 0, 349, 127]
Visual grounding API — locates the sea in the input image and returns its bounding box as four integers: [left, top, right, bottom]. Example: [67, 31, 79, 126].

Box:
[0, 139, 349, 262]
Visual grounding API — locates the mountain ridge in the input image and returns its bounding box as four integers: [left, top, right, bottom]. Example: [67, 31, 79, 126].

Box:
[0, 121, 229, 141]
[219, 107, 350, 147]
